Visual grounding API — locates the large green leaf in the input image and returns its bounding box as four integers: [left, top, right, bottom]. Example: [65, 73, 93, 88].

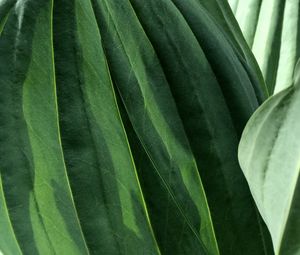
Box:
[0, 0, 274, 254]
[0, 0, 90, 254]
[231, 0, 300, 95]
[53, 0, 160, 254]
[91, 0, 271, 254]
[0, 0, 161, 254]
[164, 1, 272, 253]
[54, 1, 159, 254]
[91, 1, 219, 254]
[239, 61, 300, 254]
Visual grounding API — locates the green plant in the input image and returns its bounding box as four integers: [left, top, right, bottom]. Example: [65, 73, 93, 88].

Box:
[229, 0, 300, 95]
[0, 0, 299, 254]
[239, 60, 300, 255]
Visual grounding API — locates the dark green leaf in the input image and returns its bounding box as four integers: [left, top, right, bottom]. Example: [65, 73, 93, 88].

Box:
[53, 1, 160, 254]
[0, 1, 90, 254]
[0, 175, 22, 255]
[91, 1, 219, 254]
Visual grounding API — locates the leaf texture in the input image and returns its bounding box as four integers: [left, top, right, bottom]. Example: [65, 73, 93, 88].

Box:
[90, 1, 218, 254]
[0, 0, 273, 254]
[200, 0, 268, 98]
[239, 61, 300, 255]
[124, 1, 272, 254]
[0, 0, 15, 34]
[0, 0, 89, 254]
[0, 175, 22, 255]
[231, 0, 300, 94]
[53, 1, 160, 254]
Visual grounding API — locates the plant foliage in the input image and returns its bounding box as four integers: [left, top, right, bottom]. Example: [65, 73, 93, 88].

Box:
[229, 0, 300, 95]
[239, 61, 300, 255]
[3, 0, 299, 254]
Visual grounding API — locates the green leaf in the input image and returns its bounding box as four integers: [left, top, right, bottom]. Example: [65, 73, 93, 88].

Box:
[232, 0, 300, 95]
[202, 0, 268, 98]
[228, 0, 239, 14]
[91, 0, 272, 254]
[234, 0, 262, 47]
[53, 0, 160, 254]
[0, 0, 90, 254]
[0, 0, 278, 254]
[91, 1, 219, 254]
[0, 0, 161, 254]
[140, 0, 271, 253]
[0, 175, 22, 255]
[251, 0, 285, 94]
[0, 0, 15, 34]
[239, 61, 300, 255]
[273, 1, 300, 94]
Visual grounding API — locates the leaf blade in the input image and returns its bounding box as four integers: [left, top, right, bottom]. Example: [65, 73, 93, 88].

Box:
[239, 62, 300, 254]
[91, 0, 219, 254]
[53, 0, 161, 254]
[0, 1, 90, 253]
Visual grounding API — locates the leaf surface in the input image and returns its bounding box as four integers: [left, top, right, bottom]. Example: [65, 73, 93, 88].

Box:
[91, 0, 272, 254]
[239, 61, 300, 255]
[91, 0, 220, 254]
[0, 1, 89, 254]
[0, 175, 22, 255]
[231, 0, 300, 94]
[53, 1, 160, 254]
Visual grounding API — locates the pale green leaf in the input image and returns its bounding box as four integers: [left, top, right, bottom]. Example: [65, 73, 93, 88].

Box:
[239, 61, 300, 255]
[231, 0, 300, 94]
